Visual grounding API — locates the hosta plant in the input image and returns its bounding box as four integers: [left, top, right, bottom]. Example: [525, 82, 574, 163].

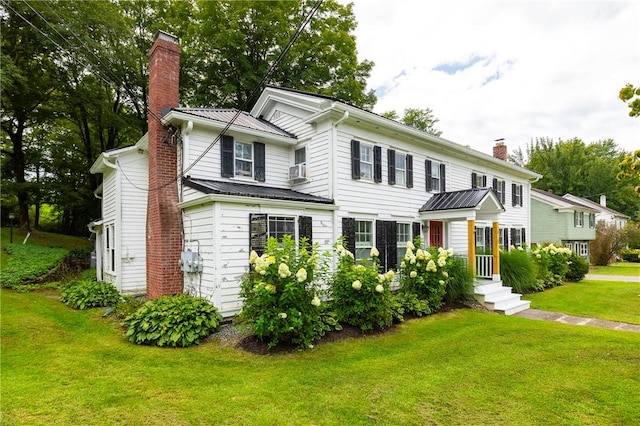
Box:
[238, 235, 328, 349]
[124, 294, 223, 347]
[60, 279, 120, 310]
[329, 241, 395, 331]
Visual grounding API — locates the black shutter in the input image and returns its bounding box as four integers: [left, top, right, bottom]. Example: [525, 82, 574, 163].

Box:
[342, 217, 356, 255]
[351, 140, 360, 180]
[519, 185, 524, 206]
[501, 181, 506, 203]
[492, 178, 497, 191]
[522, 228, 526, 245]
[387, 149, 396, 185]
[412, 222, 421, 242]
[221, 135, 234, 177]
[249, 213, 268, 256]
[426, 160, 433, 191]
[503, 228, 509, 249]
[386, 221, 398, 270]
[253, 142, 265, 182]
[484, 227, 491, 254]
[482, 175, 487, 187]
[512, 183, 517, 206]
[510, 228, 516, 249]
[472, 172, 477, 188]
[298, 216, 313, 246]
[440, 163, 446, 192]
[406, 154, 413, 188]
[376, 220, 387, 270]
[374, 146, 382, 183]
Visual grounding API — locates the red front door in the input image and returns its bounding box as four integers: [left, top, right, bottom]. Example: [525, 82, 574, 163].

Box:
[430, 221, 443, 247]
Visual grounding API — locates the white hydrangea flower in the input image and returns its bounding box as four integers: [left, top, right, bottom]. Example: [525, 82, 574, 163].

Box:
[370, 247, 379, 257]
[311, 296, 321, 307]
[426, 259, 437, 272]
[375, 284, 384, 293]
[410, 270, 417, 278]
[352, 280, 362, 290]
[278, 263, 291, 278]
[249, 250, 259, 264]
[279, 312, 287, 319]
[296, 267, 307, 283]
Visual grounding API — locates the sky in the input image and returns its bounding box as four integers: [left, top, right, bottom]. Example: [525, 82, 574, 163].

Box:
[346, 0, 639, 158]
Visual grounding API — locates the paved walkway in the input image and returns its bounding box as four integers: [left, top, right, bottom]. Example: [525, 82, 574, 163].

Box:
[584, 273, 640, 283]
[514, 309, 640, 333]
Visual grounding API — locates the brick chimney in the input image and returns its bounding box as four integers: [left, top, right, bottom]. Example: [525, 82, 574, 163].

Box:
[146, 31, 183, 299]
[493, 139, 507, 161]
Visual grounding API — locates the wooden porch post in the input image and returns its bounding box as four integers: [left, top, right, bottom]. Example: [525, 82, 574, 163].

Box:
[492, 221, 500, 280]
[467, 219, 475, 276]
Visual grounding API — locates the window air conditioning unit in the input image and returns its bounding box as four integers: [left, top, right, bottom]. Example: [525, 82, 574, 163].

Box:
[288, 164, 307, 181]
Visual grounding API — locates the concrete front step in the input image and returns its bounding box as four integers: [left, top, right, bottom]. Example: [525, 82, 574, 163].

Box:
[474, 280, 531, 316]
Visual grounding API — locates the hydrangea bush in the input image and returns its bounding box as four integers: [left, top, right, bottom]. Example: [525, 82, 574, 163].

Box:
[329, 241, 395, 331]
[531, 243, 572, 288]
[238, 235, 328, 349]
[397, 239, 453, 312]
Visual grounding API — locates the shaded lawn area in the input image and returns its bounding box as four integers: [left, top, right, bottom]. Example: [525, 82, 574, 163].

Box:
[524, 280, 640, 325]
[2, 290, 639, 425]
[0, 228, 92, 268]
[589, 262, 640, 277]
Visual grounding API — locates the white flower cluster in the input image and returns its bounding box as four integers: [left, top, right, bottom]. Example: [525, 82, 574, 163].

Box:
[336, 244, 354, 259]
[532, 243, 572, 257]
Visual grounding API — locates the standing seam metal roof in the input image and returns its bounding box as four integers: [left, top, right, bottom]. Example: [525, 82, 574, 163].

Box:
[173, 108, 296, 138]
[419, 188, 496, 212]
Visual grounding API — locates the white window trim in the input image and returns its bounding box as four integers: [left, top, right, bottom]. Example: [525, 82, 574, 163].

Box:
[105, 223, 116, 274]
[268, 215, 297, 241]
[234, 141, 253, 177]
[355, 219, 374, 260]
[396, 222, 411, 264]
[395, 153, 406, 186]
[430, 159, 442, 193]
[359, 144, 374, 181]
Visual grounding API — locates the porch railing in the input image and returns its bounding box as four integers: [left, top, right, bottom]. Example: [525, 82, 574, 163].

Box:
[475, 255, 493, 279]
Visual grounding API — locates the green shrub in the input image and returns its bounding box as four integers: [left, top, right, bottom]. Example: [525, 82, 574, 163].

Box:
[111, 295, 146, 320]
[239, 236, 328, 349]
[79, 268, 97, 281]
[397, 239, 452, 312]
[500, 249, 538, 293]
[564, 253, 590, 281]
[531, 244, 571, 288]
[124, 294, 223, 347]
[443, 255, 475, 304]
[60, 280, 120, 310]
[329, 240, 395, 332]
[620, 249, 640, 263]
[1, 244, 68, 288]
[393, 292, 431, 317]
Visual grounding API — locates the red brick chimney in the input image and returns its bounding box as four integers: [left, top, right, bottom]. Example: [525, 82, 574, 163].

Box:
[493, 139, 507, 161]
[146, 31, 183, 299]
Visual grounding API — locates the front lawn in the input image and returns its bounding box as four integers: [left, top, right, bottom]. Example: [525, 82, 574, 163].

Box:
[524, 279, 640, 324]
[589, 262, 640, 277]
[2, 289, 639, 425]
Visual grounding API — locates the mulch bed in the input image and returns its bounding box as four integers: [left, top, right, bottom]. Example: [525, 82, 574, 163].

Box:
[234, 301, 478, 355]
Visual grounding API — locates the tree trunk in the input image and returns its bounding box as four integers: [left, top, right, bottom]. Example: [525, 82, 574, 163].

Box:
[8, 122, 31, 231]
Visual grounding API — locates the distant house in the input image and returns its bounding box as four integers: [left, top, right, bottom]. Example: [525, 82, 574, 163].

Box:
[88, 31, 541, 316]
[562, 194, 630, 229]
[530, 189, 597, 260]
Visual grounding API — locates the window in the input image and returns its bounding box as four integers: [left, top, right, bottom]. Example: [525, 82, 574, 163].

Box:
[472, 172, 486, 189]
[221, 136, 265, 181]
[389, 149, 411, 187]
[588, 213, 595, 228]
[492, 178, 506, 203]
[574, 211, 584, 227]
[105, 223, 115, 273]
[268, 216, 296, 240]
[234, 141, 253, 177]
[510, 228, 525, 249]
[395, 154, 406, 186]
[396, 223, 411, 266]
[359, 145, 373, 180]
[426, 159, 445, 192]
[512, 184, 523, 207]
[295, 147, 306, 165]
[499, 228, 507, 251]
[355, 220, 373, 260]
[475, 227, 485, 251]
[579, 242, 589, 256]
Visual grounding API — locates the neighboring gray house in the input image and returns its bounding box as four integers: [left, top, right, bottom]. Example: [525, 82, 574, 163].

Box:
[562, 194, 630, 229]
[530, 189, 598, 260]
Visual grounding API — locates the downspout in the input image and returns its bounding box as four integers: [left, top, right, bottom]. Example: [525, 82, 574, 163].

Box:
[180, 120, 194, 203]
[331, 106, 349, 265]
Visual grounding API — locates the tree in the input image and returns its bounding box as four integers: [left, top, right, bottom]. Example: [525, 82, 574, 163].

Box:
[619, 83, 640, 117]
[526, 137, 640, 219]
[617, 150, 640, 196]
[173, 0, 376, 110]
[382, 107, 442, 136]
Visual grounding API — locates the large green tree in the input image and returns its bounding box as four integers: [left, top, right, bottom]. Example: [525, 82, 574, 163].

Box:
[382, 108, 443, 136]
[525, 137, 639, 219]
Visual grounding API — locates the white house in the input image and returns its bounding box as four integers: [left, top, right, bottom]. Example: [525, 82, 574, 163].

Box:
[89, 31, 541, 316]
[562, 194, 630, 229]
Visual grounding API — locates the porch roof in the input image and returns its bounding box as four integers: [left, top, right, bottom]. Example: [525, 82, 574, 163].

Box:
[418, 188, 505, 221]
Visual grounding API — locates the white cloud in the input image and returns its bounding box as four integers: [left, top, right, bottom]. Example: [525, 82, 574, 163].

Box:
[347, 0, 640, 156]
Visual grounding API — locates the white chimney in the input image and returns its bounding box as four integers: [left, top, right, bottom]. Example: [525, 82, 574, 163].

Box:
[600, 194, 606, 207]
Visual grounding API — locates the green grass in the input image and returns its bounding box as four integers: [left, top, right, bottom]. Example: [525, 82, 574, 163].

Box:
[2, 289, 640, 425]
[524, 280, 640, 324]
[589, 262, 640, 276]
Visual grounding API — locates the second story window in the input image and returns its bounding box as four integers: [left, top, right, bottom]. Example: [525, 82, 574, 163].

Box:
[395, 154, 406, 186]
[360, 145, 373, 180]
[426, 159, 446, 192]
[588, 213, 596, 228]
[351, 139, 382, 182]
[235, 141, 253, 177]
[492, 178, 506, 203]
[512, 184, 523, 207]
[295, 147, 306, 165]
[472, 172, 486, 188]
[574, 211, 584, 227]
